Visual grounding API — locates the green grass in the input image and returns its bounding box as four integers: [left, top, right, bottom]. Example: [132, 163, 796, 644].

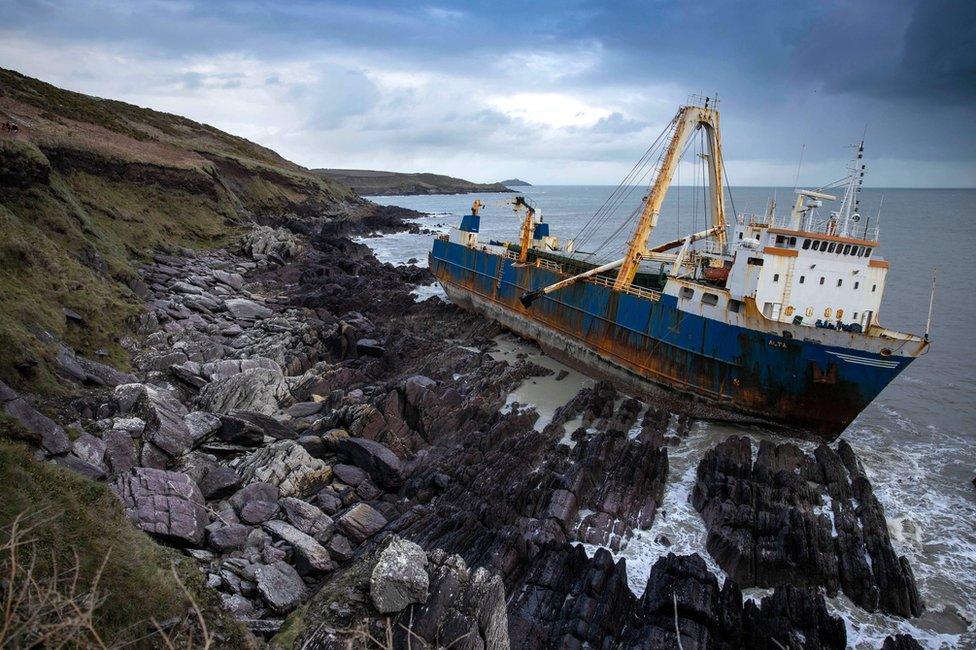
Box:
[0, 440, 254, 648]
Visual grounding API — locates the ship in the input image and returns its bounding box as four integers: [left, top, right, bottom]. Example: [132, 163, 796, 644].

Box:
[428, 99, 931, 439]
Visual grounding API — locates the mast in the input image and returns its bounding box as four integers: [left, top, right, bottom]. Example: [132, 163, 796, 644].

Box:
[613, 101, 727, 291]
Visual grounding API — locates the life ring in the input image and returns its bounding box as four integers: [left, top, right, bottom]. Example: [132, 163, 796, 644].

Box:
[836, 309, 844, 319]
[784, 305, 795, 317]
[824, 307, 832, 318]
[805, 307, 814, 317]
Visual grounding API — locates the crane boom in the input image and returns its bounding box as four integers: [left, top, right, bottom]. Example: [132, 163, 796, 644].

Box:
[613, 103, 727, 290]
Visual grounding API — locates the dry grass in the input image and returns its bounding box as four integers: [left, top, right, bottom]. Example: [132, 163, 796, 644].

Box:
[0, 509, 219, 650]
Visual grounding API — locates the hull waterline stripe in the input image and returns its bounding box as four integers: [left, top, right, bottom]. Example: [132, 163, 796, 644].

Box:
[826, 351, 899, 368]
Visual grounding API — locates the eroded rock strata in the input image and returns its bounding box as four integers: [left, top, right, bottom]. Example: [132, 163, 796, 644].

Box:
[1, 218, 920, 647]
[692, 435, 923, 618]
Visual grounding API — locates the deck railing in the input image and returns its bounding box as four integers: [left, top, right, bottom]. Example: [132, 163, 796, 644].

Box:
[502, 249, 660, 300]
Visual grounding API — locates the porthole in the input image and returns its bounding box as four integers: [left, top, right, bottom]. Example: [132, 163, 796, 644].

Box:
[824, 307, 832, 318]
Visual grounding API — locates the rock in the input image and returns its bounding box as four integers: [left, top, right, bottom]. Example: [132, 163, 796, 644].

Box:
[220, 594, 255, 618]
[209, 524, 251, 552]
[327, 534, 354, 562]
[114, 468, 208, 545]
[237, 440, 331, 497]
[72, 433, 106, 467]
[212, 269, 244, 290]
[356, 338, 384, 357]
[692, 436, 923, 618]
[0, 380, 70, 455]
[279, 497, 334, 540]
[370, 536, 429, 613]
[741, 585, 847, 649]
[295, 538, 508, 649]
[338, 437, 403, 489]
[55, 345, 136, 387]
[170, 361, 207, 388]
[337, 502, 388, 543]
[254, 561, 307, 613]
[219, 411, 295, 444]
[263, 519, 334, 574]
[184, 411, 222, 443]
[118, 384, 193, 460]
[240, 226, 299, 261]
[197, 368, 289, 415]
[240, 500, 279, 525]
[333, 463, 367, 487]
[286, 401, 323, 418]
[198, 466, 241, 500]
[224, 298, 273, 320]
[229, 482, 280, 514]
[882, 634, 924, 650]
[112, 417, 146, 436]
[103, 429, 136, 475]
[314, 489, 342, 516]
[56, 455, 107, 481]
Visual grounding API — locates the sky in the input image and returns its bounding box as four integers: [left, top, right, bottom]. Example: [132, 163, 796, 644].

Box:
[1, 0, 974, 187]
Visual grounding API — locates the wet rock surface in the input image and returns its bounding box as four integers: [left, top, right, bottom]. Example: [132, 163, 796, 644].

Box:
[692, 435, 923, 618]
[17, 218, 925, 647]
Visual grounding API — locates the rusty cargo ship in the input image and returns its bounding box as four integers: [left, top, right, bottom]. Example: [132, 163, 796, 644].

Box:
[429, 100, 930, 439]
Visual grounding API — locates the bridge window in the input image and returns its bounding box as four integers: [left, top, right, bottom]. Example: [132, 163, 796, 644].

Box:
[680, 287, 695, 300]
[776, 235, 785, 245]
[702, 293, 719, 306]
[789, 236, 797, 246]
[843, 244, 852, 255]
[747, 257, 764, 266]
[827, 243, 836, 253]
[802, 239, 811, 250]
[728, 299, 743, 313]
[864, 248, 872, 257]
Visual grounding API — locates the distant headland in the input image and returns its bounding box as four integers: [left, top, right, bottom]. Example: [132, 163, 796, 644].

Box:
[312, 169, 526, 196]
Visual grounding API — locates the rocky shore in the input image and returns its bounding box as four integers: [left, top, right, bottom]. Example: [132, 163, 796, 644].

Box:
[1, 216, 927, 648]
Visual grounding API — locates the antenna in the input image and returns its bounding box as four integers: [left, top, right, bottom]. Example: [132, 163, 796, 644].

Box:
[925, 267, 937, 341]
[792, 144, 806, 193]
[865, 193, 883, 241]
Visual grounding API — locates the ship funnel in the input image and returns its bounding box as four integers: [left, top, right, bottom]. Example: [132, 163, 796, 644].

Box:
[520, 289, 543, 307]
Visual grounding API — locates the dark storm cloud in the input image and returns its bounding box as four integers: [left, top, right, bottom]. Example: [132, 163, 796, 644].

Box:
[0, 0, 972, 185]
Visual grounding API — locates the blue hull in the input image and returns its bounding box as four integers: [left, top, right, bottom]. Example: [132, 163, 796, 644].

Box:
[430, 239, 919, 439]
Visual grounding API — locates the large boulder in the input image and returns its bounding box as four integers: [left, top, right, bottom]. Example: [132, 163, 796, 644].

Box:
[279, 497, 334, 540]
[338, 437, 403, 489]
[254, 560, 307, 613]
[370, 536, 429, 613]
[337, 503, 388, 544]
[237, 440, 331, 498]
[115, 383, 193, 461]
[224, 298, 273, 321]
[113, 468, 208, 545]
[197, 368, 289, 415]
[0, 380, 70, 455]
[263, 519, 334, 574]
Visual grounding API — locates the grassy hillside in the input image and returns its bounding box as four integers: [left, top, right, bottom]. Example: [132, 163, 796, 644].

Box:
[313, 168, 514, 195]
[0, 430, 253, 647]
[0, 68, 365, 393]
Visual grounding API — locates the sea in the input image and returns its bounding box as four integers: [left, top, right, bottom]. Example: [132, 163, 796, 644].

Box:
[357, 186, 976, 649]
